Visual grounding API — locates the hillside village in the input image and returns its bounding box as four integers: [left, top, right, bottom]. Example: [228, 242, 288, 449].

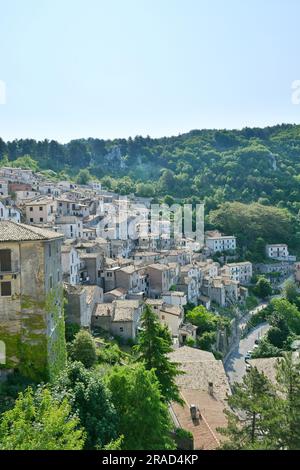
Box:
[0, 165, 299, 450]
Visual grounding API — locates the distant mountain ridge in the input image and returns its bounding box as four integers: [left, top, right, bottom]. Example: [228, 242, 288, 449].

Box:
[1, 123, 300, 213]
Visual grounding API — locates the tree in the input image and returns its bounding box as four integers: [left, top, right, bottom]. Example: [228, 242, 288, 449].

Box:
[270, 298, 300, 335]
[253, 277, 272, 299]
[134, 305, 182, 403]
[275, 353, 300, 449]
[69, 330, 97, 368]
[54, 361, 118, 449]
[186, 305, 230, 336]
[209, 202, 295, 257]
[267, 325, 288, 349]
[0, 387, 85, 450]
[76, 169, 91, 185]
[218, 367, 280, 449]
[106, 364, 175, 450]
[283, 279, 298, 304]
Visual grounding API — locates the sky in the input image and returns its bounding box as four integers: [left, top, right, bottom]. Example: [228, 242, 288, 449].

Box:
[1, 0, 300, 142]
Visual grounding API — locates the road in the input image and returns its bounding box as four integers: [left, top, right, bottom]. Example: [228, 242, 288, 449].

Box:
[224, 303, 270, 386]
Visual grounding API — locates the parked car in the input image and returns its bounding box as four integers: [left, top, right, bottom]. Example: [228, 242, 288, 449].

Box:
[245, 351, 252, 361]
[246, 364, 252, 372]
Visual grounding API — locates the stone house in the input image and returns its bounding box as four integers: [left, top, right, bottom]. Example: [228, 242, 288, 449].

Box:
[147, 263, 175, 298]
[0, 221, 65, 381]
[92, 299, 143, 341]
[25, 197, 57, 225]
[64, 284, 103, 328]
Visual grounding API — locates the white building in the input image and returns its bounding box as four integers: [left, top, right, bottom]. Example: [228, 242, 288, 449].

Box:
[206, 231, 236, 253]
[0, 167, 35, 183]
[54, 216, 83, 240]
[223, 261, 253, 285]
[266, 244, 289, 261]
[0, 201, 21, 223]
[61, 245, 80, 285]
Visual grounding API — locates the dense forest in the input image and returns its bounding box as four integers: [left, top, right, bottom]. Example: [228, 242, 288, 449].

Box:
[1, 123, 300, 256]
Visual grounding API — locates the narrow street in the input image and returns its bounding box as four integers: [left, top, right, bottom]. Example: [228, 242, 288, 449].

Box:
[224, 303, 270, 386]
[224, 322, 270, 385]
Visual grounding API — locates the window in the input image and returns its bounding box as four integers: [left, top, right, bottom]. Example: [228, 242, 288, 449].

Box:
[119, 327, 124, 333]
[49, 275, 53, 289]
[0, 250, 12, 272]
[48, 244, 51, 257]
[30, 218, 33, 223]
[30, 207, 33, 211]
[40, 217, 43, 222]
[39, 206, 43, 211]
[1, 281, 11, 296]
[98, 270, 101, 278]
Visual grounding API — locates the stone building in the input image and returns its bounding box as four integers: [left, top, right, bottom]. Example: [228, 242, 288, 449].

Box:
[0, 221, 66, 381]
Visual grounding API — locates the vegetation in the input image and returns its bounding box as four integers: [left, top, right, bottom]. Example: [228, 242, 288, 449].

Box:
[253, 277, 272, 299]
[106, 363, 176, 450]
[250, 298, 300, 358]
[219, 353, 300, 450]
[68, 330, 97, 368]
[186, 305, 231, 353]
[53, 361, 118, 449]
[0, 387, 85, 450]
[134, 305, 182, 404]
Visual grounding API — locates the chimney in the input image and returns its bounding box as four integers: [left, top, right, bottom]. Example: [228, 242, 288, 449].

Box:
[208, 382, 214, 396]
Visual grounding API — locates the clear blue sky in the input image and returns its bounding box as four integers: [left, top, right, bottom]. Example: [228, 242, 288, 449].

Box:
[1, 0, 300, 142]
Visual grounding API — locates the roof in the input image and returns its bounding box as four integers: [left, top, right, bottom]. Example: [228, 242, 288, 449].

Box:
[162, 291, 186, 297]
[148, 263, 170, 271]
[168, 346, 230, 450]
[160, 304, 182, 317]
[0, 220, 63, 242]
[170, 389, 228, 450]
[94, 303, 113, 317]
[248, 357, 281, 386]
[25, 198, 54, 206]
[168, 346, 231, 401]
[113, 299, 141, 322]
[104, 287, 127, 298]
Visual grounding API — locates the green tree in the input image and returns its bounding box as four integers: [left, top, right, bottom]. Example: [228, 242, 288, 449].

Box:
[253, 277, 272, 299]
[76, 168, 91, 185]
[0, 387, 85, 450]
[270, 298, 300, 335]
[282, 279, 299, 304]
[106, 364, 175, 450]
[69, 330, 97, 368]
[54, 361, 118, 449]
[134, 306, 182, 403]
[218, 367, 279, 449]
[186, 305, 230, 336]
[275, 353, 300, 449]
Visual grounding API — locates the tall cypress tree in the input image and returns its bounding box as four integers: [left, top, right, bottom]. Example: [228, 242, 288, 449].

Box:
[134, 305, 183, 404]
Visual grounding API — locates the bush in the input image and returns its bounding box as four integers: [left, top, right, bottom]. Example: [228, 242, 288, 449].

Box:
[97, 343, 123, 365]
[69, 330, 97, 368]
[175, 428, 193, 440]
